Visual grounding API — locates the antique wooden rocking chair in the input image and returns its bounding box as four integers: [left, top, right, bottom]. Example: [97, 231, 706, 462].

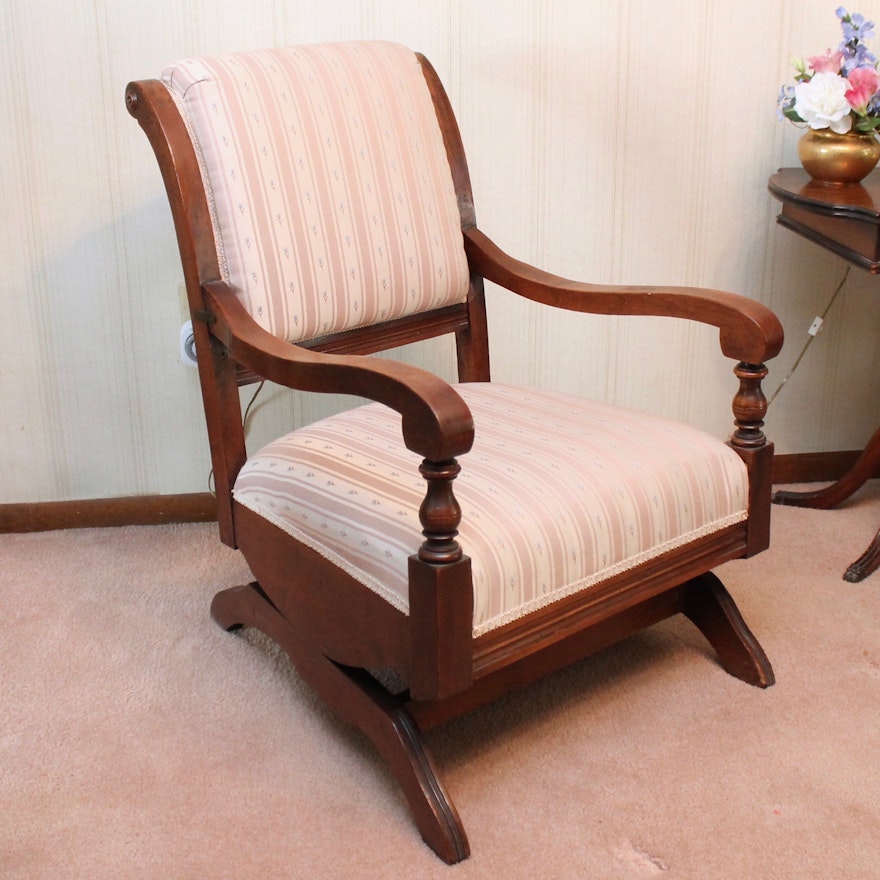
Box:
[127, 41, 783, 863]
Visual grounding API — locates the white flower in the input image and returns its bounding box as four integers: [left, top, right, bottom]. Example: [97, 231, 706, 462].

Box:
[794, 71, 854, 132]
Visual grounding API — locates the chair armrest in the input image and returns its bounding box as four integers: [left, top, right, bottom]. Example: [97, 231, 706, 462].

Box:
[200, 280, 474, 462]
[464, 227, 784, 366]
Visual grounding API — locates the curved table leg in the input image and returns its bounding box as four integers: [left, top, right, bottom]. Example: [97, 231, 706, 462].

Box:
[844, 523, 880, 582]
[773, 424, 880, 581]
[773, 422, 880, 510]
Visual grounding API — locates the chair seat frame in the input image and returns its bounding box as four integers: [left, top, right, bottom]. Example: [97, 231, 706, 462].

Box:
[127, 50, 783, 863]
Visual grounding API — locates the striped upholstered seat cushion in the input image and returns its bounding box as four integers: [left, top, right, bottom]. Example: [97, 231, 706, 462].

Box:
[233, 383, 748, 637]
[162, 42, 470, 343]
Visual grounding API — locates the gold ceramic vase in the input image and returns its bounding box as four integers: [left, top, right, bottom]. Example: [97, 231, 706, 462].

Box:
[797, 128, 880, 184]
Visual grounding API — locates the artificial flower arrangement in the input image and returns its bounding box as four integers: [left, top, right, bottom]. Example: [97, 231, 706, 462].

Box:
[778, 8, 880, 135]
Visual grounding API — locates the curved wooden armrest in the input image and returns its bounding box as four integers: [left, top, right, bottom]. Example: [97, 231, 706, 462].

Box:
[464, 227, 784, 366]
[201, 281, 474, 462]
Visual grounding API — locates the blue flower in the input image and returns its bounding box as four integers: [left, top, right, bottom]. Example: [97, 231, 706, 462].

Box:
[836, 8, 877, 71]
[841, 42, 877, 74]
[776, 85, 799, 122]
[837, 8, 875, 43]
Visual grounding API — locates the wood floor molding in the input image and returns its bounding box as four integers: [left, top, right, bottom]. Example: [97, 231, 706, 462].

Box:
[0, 493, 217, 534]
[1, 451, 877, 533]
[771, 450, 879, 486]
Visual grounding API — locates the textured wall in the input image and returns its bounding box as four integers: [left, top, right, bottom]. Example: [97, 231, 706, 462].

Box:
[3, 0, 880, 503]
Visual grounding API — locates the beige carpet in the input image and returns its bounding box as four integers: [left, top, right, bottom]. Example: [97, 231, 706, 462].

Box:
[2, 484, 880, 879]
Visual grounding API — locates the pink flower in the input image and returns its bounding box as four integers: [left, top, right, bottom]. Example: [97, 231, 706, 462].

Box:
[808, 49, 844, 72]
[845, 65, 880, 111]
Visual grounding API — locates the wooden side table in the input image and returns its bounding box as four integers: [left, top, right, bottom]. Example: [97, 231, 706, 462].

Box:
[768, 168, 880, 581]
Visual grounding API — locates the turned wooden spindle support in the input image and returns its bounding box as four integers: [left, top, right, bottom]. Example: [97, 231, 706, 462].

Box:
[730, 362, 769, 450]
[417, 459, 463, 564]
[409, 458, 473, 702]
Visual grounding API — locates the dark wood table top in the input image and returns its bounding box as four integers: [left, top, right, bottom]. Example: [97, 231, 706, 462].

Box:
[768, 168, 880, 272]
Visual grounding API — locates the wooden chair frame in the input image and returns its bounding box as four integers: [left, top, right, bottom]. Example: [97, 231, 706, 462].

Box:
[126, 51, 783, 863]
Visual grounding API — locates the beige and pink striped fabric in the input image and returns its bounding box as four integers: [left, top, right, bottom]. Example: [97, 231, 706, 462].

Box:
[162, 42, 470, 342]
[233, 383, 748, 637]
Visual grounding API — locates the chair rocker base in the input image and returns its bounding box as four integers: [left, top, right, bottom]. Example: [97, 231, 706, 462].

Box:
[209, 570, 772, 864]
[210, 581, 470, 864]
[682, 571, 774, 688]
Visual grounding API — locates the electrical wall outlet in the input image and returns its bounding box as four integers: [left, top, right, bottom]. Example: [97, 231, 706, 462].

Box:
[180, 320, 198, 366]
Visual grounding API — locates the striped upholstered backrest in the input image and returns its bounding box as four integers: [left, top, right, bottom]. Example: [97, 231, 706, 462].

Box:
[162, 42, 470, 343]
